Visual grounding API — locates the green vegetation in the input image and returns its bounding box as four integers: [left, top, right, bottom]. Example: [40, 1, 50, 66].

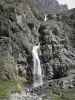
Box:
[18, 77, 27, 86]
[0, 0, 21, 9]
[0, 76, 31, 97]
[59, 87, 75, 100]
[47, 89, 52, 95]
[0, 80, 21, 96]
[51, 87, 75, 100]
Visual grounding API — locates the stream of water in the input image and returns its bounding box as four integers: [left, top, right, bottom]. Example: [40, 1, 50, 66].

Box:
[32, 43, 43, 87]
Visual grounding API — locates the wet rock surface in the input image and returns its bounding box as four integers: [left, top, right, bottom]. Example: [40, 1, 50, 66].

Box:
[30, 75, 75, 99]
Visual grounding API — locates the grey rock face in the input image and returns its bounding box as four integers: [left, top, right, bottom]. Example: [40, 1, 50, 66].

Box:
[4, 0, 68, 22]
[0, 0, 75, 82]
[39, 9, 75, 79]
[0, 2, 40, 80]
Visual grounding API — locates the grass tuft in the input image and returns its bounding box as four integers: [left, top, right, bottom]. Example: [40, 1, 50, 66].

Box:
[0, 80, 21, 96]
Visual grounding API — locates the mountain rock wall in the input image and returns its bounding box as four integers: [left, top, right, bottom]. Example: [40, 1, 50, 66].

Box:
[0, 0, 75, 81]
[0, 1, 40, 80]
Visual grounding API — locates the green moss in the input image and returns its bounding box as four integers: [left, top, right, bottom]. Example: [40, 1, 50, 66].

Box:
[18, 77, 27, 87]
[0, 80, 21, 96]
[47, 89, 52, 95]
[46, 87, 75, 100]
[60, 87, 75, 100]
[0, 77, 27, 96]
[52, 87, 75, 100]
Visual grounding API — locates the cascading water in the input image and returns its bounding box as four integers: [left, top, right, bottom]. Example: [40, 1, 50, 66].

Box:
[32, 43, 43, 87]
[44, 14, 47, 22]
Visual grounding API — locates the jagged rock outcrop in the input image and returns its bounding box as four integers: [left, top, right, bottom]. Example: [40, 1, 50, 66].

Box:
[0, 1, 40, 80]
[26, 0, 68, 14]
[0, 0, 75, 82]
[4, 0, 68, 21]
[39, 9, 75, 79]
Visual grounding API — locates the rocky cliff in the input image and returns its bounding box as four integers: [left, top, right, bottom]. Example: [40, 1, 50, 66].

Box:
[39, 10, 75, 79]
[0, 0, 75, 82]
[5, 0, 68, 20]
[0, 0, 40, 80]
[26, 0, 68, 14]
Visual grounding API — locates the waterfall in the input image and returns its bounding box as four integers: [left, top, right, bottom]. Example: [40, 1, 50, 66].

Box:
[44, 14, 47, 22]
[32, 43, 43, 87]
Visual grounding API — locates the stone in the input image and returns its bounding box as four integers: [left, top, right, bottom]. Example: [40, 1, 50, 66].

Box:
[39, 9, 75, 79]
[0, 0, 75, 85]
[10, 91, 42, 100]
[0, 1, 40, 80]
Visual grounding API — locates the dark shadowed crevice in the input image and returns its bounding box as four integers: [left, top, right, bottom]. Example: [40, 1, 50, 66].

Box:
[28, 23, 34, 30]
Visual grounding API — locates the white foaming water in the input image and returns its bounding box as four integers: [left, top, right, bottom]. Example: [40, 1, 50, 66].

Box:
[32, 43, 43, 87]
[44, 14, 47, 22]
